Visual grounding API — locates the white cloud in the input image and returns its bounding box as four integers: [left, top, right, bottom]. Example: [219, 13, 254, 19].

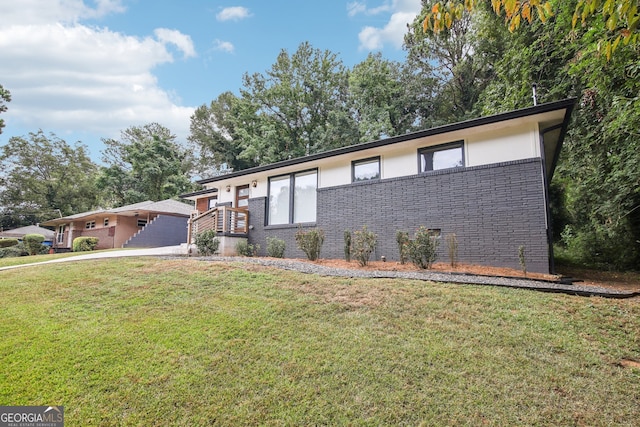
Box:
[351, 0, 422, 50]
[216, 6, 251, 22]
[0, 1, 195, 148]
[213, 39, 235, 53]
[154, 28, 196, 58]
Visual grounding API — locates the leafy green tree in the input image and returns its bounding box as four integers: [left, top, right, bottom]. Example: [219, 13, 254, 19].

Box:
[98, 123, 195, 206]
[189, 91, 256, 175]
[405, 1, 504, 122]
[0, 130, 99, 227]
[237, 42, 359, 165]
[0, 84, 10, 134]
[348, 53, 437, 140]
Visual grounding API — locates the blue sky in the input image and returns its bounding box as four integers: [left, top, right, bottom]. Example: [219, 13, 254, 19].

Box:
[0, 0, 422, 162]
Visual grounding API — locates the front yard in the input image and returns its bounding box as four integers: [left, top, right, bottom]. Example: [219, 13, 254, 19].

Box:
[1, 258, 638, 425]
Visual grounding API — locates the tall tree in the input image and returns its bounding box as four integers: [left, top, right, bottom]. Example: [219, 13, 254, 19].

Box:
[348, 53, 438, 141]
[237, 42, 359, 165]
[0, 84, 10, 134]
[189, 91, 255, 176]
[98, 123, 195, 206]
[405, 1, 504, 122]
[0, 130, 99, 228]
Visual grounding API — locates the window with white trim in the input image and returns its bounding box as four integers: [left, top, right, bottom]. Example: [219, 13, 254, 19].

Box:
[85, 221, 96, 229]
[103, 218, 109, 227]
[268, 169, 317, 225]
[419, 141, 464, 172]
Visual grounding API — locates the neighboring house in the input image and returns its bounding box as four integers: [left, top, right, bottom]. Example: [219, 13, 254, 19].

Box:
[0, 225, 55, 246]
[181, 99, 575, 274]
[41, 199, 193, 251]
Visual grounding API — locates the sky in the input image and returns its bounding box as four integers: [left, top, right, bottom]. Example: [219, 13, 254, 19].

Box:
[0, 0, 422, 162]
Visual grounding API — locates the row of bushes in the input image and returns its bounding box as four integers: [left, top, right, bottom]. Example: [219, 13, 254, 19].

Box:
[0, 235, 99, 258]
[193, 226, 450, 270]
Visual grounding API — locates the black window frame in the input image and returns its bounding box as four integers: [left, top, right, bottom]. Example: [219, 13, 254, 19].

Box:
[352, 156, 381, 182]
[418, 141, 465, 172]
[267, 168, 318, 226]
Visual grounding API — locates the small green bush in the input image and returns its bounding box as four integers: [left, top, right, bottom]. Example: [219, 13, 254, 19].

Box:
[0, 238, 19, 248]
[353, 225, 377, 267]
[24, 233, 46, 255]
[396, 231, 410, 265]
[0, 242, 29, 258]
[295, 227, 325, 261]
[194, 229, 219, 256]
[344, 230, 352, 262]
[446, 233, 459, 268]
[73, 236, 99, 252]
[408, 226, 439, 269]
[266, 237, 286, 258]
[236, 240, 259, 257]
[518, 245, 527, 277]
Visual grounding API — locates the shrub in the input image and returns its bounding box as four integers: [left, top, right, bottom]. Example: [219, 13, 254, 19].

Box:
[408, 226, 439, 269]
[344, 230, 352, 262]
[24, 233, 46, 255]
[445, 233, 459, 268]
[266, 237, 286, 258]
[295, 227, 324, 261]
[0, 238, 19, 248]
[194, 229, 219, 256]
[518, 245, 527, 277]
[236, 240, 259, 257]
[72, 236, 99, 252]
[0, 242, 29, 258]
[396, 231, 410, 264]
[352, 225, 377, 267]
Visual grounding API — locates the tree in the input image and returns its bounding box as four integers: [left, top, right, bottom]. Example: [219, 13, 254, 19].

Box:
[97, 123, 195, 206]
[189, 91, 255, 175]
[237, 42, 359, 165]
[348, 53, 437, 141]
[0, 131, 99, 228]
[405, 1, 505, 122]
[422, 0, 638, 58]
[0, 84, 10, 134]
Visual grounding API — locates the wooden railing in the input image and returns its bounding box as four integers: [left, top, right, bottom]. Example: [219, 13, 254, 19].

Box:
[188, 206, 249, 243]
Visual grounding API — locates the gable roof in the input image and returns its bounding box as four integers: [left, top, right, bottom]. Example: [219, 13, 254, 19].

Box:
[41, 199, 194, 226]
[194, 98, 576, 186]
[0, 225, 55, 240]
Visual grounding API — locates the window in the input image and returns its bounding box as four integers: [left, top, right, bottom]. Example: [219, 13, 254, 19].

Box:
[103, 218, 109, 227]
[268, 170, 317, 225]
[137, 219, 147, 227]
[57, 226, 64, 244]
[352, 157, 380, 182]
[85, 221, 95, 229]
[236, 185, 249, 208]
[419, 141, 464, 172]
[208, 196, 217, 210]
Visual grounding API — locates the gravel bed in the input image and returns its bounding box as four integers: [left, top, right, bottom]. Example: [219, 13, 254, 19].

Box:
[185, 256, 639, 299]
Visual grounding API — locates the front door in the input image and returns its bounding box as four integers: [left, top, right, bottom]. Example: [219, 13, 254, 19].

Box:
[236, 185, 249, 209]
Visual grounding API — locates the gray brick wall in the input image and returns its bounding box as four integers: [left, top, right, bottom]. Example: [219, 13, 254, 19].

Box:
[124, 215, 188, 248]
[247, 159, 551, 273]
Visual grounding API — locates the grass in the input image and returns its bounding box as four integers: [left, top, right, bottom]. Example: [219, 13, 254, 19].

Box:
[0, 248, 134, 268]
[1, 258, 639, 426]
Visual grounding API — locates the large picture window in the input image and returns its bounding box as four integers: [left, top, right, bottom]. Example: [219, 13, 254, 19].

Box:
[352, 157, 380, 182]
[419, 141, 464, 172]
[268, 169, 317, 225]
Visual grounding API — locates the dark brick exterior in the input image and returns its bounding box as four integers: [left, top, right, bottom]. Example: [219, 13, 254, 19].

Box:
[247, 159, 551, 273]
[124, 215, 188, 248]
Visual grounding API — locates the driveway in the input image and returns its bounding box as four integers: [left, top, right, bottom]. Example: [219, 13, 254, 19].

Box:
[0, 246, 187, 271]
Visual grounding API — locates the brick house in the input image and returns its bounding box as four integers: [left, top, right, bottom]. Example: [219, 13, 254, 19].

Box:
[181, 99, 575, 273]
[41, 199, 193, 251]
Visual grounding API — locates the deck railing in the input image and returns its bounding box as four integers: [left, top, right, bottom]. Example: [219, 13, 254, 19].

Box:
[188, 206, 249, 243]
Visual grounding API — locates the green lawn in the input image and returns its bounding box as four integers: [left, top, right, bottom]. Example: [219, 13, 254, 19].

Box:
[1, 258, 638, 426]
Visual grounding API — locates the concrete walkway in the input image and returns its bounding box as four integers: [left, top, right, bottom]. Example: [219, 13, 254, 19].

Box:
[0, 246, 187, 271]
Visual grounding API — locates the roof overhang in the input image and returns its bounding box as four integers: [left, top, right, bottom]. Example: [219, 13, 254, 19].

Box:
[189, 98, 576, 187]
